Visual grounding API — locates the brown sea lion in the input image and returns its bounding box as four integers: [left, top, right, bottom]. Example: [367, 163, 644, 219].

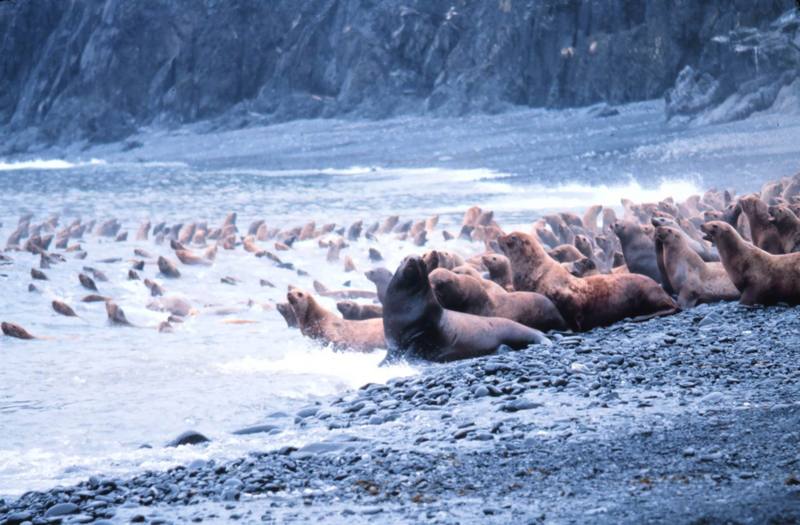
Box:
[31, 268, 48, 281]
[105, 301, 133, 326]
[482, 253, 514, 291]
[78, 273, 98, 291]
[499, 232, 678, 331]
[136, 221, 151, 241]
[336, 301, 383, 320]
[738, 195, 784, 254]
[287, 289, 384, 352]
[548, 244, 583, 263]
[768, 204, 800, 253]
[611, 220, 664, 286]
[2, 322, 35, 339]
[343, 255, 357, 272]
[312, 280, 377, 300]
[175, 248, 212, 266]
[382, 256, 550, 362]
[700, 221, 800, 305]
[429, 268, 567, 332]
[564, 257, 600, 278]
[144, 278, 165, 297]
[655, 226, 739, 308]
[158, 256, 181, 278]
[52, 300, 78, 317]
[422, 249, 465, 273]
[82, 294, 110, 303]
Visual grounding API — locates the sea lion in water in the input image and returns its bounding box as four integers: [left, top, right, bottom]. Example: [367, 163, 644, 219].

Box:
[482, 253, 514, 291]
[611, 220, 665, 286]
[175, 248, 212, 266]
[2, 322, 35, 339]
[52, 300, 78, 317]
[654, 226, 739, 308]
[498, 232, 678, 331]
[276, 302, 298, 328]
[312, 280, 377, 300]
[700, 221, 800, 306]
[78, 273, 98, 291]
[428, 268, 567, 332]
[106, 301, 133, 326]
[382, 256, 550, 363]
[286, 289, 385, 352]
[158, 256, 181, 278]
[336, 301, 383, 320]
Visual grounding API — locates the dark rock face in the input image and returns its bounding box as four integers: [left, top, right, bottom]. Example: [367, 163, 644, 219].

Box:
[0, 0, 794, 152]
[666, 8, 800, 124]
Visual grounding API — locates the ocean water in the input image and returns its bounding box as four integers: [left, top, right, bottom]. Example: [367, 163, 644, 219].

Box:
[1, 101, 798, 497]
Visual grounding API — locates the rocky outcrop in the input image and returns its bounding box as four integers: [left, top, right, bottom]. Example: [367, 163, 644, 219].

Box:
[666, 8, 800, 124]
[0, 0, 794, 153]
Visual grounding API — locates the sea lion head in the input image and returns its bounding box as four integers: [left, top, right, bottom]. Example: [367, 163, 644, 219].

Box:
[654, 226, 681, 244]
[568, 257, 597, 277]
[336, 300, 358, 318]
[428, 268, 468, 310]
[610, 220, 641, 242]
[497, 231, 531, 259]
[768, 204, 794, 225]
[699, 221, 729, 244]
[387, 256, 429, 297]
[421, 250, 441, 274]
[481, 253, 506, 271]
[286, 289, 314, 327]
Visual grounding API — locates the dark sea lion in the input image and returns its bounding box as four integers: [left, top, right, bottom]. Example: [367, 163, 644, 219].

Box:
[738, 195, 784, 254]
[105, 301, 133, 326]
[287, 289, 384, 352]
[144, 278, 165, 297]
[768, 204, 800, 253]
[347, 220, 363, 241]
[83, 266, 109, 282]
[78, 273, 98, 291]
[96, 219, 121, 237]
[337, 301, 383, 320]
[131, 260, 145, 271]
[413, 230, 427, 246]
[429, 268, 567, 332]
[81, 294, 109, 303]
[2, 322, 35, 339]
[30, 268, 48, 280]
[655, 226, 739, 308]
[482, 253, 514, 291]
[158, 256, 181, 278]
[115, 231, 128, 242]
[564, 257, 600, 278]
[382, 256, 550, 363]
[499, 232, 678, 331]
[611, 220, 664, 286]
[52, 300, 78, 317]
[128, 269, 140, 280]
[365, 268, 393, 304]
[368, 248, 383, 262]
[701, 221, 800, 305]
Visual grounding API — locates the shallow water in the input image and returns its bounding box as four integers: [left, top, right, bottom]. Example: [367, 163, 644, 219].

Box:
[1, 100, 798, 497]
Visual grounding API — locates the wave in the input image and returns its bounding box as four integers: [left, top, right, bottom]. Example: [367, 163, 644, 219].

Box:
[0, 158, 106, 171]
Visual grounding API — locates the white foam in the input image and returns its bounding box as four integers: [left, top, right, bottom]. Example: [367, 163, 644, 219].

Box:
[0, 158, 105, 171]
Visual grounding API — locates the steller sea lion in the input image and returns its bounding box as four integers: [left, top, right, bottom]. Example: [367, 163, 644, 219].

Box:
[738, 195, 784, 254]
[548, 244, 583, 263]
[337, 300, 383, 320]
[654, 226, 739, 308]
[2, 321, 35, 339]
[105, 301, 133, 326]
[287, 289, 384, 352]
[175, 248, 212, 266]
[382, 256, 550, 363]
[276, 302, 298, 328]
[365, 268, 393, 304]
[499, 232, 678, 331]
[313, 280, 377, 300]
[30, 268, 48, 281]
[158, 256, 181, 278]
[482, 253, 514, 291]
[421, 249, 465, 273]
[700, 221, 800, 305]
[768, 204, 800, 253]
[52, 300, 78, 317]
[78, 273, 98, 291]
[429, 268, 567, 332]
[611, 220, 665, 286]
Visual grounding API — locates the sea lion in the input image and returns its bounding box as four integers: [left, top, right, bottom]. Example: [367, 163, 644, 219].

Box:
[337, 301, 383, 320]
[105, 301, 133, 326]
[286, 289, 384, 352]
[83, 266, 109, 282]
[611, 220, 664, 286]
[78, 273, 98, 291]
[276, 302, 298, 328]
[548, 244, 583, 263]
[768, 204, 800, 253]
[52, 300, 78, 317]
[158, 256, 181, 278]
[429, 268, 567, 332]
[136, 221, 151, 241]
[482, 253, 514, 291]
[382, 256, 550, 363]
[81, 294, 109, 302]
[379, 216, 399, 234]
[368, 248, 383, 262]
[700, 221, 800, 305]
[365, 268, 393, 304]
[654, 226, 739, 308]
[175, 248, 212, 266]
[30, 268, 48, 280]
[2, 322, 35, 339]
[499, 232, 678, 331]
[421, 249, 465, 273]
[312, 280, 377, 300]
[347, 220, 363, 241]
[148, 295, 195, 317]
[564, 257, 600, 277]
[343, 255, 357, 272]
[738, 195, 784, 254]
[144, 278, 165, 297]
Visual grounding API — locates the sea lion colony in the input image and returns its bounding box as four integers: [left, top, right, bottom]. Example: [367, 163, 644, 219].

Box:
[3, 172, 800, 362]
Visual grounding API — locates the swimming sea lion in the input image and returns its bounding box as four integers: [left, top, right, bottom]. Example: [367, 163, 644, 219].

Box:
[382, 256, 550, 363]
[700, 221, 800, 305]
[336, 301, 383, 320]
[499, 232, 678, 331]
[105, 301, 133, 326]
[78, 273, 98, 291]
[654, 226, 739, 308]
[52, 300, 78, 317]
[158, 256, 181, 278]
[2, 322, 35, 339]
[287, 289, 384, 352]
[276, 302, 298, 328]
[365, 268, 393, 304]
[30, 268, 48, 280]
[175, 249, 212, 266]
[429, 268, 567, 332]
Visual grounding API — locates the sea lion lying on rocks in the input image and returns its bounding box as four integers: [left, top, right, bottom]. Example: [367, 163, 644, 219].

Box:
[287, 289, 385, 352]
[701, 221, 800, 306]
[428, 268, 567, 332]
[499, 232, 678, 331]
[383, 256, 550, 363]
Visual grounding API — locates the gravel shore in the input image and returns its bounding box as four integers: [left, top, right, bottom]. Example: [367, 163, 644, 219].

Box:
[3, 301, 800, 524]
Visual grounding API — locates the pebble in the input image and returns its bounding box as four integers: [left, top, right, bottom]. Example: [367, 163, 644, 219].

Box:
[44, 502, 79, 517]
